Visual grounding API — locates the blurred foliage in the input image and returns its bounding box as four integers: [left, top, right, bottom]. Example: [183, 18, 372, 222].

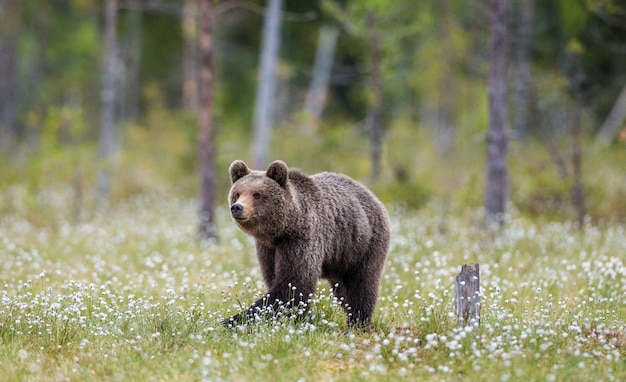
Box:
[1, 0, 626, 224]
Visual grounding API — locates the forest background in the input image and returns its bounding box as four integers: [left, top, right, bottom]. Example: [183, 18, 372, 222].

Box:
[2, 1, 626, 380]
[1, 0, 626, 231]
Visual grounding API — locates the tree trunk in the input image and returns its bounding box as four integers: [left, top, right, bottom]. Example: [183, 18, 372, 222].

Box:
[366, 13, 384, 182]
[455, 263, 481, 327]
[251, 0, 283, 169]
[198, 0, 217, 241]
[437, 1, 456, 154]
[513, 0, 534, 140]
[596, 84, 626, 146]
[97, 0, 119, 205]
[571, 101, 585, 230]
[0, 0, 20, 152]
[567, 51, 586, 230]
[183, 0, 199, 111]
[484, 0, 510, 226]
[121, 0, 142, 122]
[304, 24, 338, 132]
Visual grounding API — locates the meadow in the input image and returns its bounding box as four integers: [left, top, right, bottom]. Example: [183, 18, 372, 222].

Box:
[1, 186, 625, 382]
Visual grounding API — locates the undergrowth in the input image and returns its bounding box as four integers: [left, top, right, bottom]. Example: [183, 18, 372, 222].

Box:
[1, 191, 625, 381]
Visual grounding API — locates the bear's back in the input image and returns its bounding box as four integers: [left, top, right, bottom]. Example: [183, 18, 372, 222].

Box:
[311, 172, 389, 272]
[285, 169, 389, 239]
[310, 172, 386, 218]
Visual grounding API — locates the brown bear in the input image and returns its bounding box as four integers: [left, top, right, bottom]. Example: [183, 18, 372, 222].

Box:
[224, 159, 390, 328]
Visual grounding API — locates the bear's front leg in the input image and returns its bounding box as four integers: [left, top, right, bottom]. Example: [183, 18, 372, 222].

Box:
[221, 292, 281, 327]
[222, 245, 277, 327]
[222, 280, 316, 327]
[255, 243, 276, 288]
[223, 244, 319, 327]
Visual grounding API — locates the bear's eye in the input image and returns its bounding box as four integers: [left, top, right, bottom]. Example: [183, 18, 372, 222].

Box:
[234, 192, 240, 200]
[253, 192, 261, 200]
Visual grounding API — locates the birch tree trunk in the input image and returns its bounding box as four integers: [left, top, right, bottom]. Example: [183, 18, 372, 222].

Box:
[484, 0, 510, 226]
[251, 0, 283, 169]
[366, 13, 384, 182]
[571, 94, 585, 230]
[513, 0, 534, 140]
[97, 0, 119, 205]
[596, 84, 626, 146]
[183, 0, 199, 111]
[304, 24, 338, 132]
[122, 0, 142, 122]
[437, 1, 456, 154]
[198, 0, 218, 240]
[0, 0, 20, 152]
[567, 51, 586, 230]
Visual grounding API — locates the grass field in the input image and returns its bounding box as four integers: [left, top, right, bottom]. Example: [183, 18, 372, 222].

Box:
[1, 189, 625, 381]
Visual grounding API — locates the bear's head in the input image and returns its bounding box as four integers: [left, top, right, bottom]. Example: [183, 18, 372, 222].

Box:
[228, 160, 292, 240]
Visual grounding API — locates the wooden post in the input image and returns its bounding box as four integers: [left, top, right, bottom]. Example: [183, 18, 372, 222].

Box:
[455, 263, 480, 327]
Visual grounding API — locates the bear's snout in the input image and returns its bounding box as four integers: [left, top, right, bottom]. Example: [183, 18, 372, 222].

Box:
[230, 203, 244, 217]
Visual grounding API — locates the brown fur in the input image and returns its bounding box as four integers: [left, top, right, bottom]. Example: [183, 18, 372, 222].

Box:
[224, 160, 390, 328]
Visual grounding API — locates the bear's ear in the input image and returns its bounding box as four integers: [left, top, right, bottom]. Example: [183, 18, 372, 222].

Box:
[266, 160, 288, 187]
[229, 160, 250, 184]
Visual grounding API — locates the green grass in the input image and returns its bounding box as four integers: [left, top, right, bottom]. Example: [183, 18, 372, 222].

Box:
[1, 191, 625, 381]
